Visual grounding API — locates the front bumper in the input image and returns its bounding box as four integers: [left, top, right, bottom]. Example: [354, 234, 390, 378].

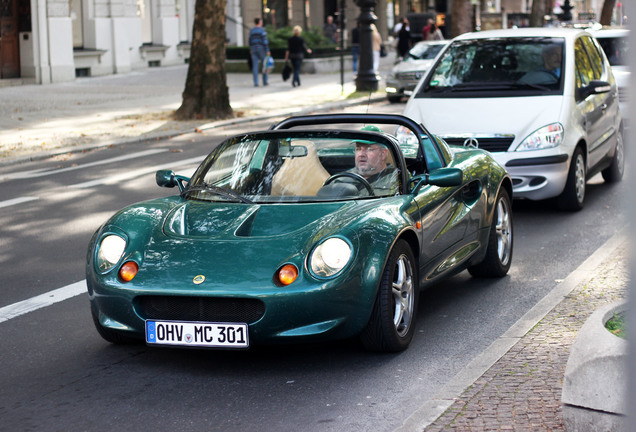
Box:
[88, 273, 377, 346]
[496, 153, 570, 201]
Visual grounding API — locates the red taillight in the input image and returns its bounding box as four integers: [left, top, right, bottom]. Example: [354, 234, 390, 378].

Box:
[277, 264, 298, 286]
[119, 261, 139, 282]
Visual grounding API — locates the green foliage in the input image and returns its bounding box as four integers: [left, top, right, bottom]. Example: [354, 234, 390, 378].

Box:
[606, 312, 627, 339]
[265, 25, 335, 50]
[224, 26, 340, 61]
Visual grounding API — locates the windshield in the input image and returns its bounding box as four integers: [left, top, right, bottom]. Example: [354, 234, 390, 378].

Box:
[186, 132, 402, 203]
[417, 37, 565, 98]
[409, 42, 446, 60]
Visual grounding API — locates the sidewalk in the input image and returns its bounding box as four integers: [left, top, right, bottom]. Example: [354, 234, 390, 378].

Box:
[402, 232, 629, 431]
[0, 53, 631, 432]
[0, 56, 391, 165]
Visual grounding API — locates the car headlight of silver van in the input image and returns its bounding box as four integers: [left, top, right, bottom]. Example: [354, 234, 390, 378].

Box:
[516, 123, 564, 151]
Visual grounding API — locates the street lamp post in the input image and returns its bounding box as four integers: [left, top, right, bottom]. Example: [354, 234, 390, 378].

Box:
[355, 0, 379, 92]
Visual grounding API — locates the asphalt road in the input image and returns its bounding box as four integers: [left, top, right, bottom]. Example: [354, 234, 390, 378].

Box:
[0, 103, 628, 432]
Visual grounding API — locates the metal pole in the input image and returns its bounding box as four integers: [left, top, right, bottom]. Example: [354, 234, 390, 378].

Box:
[355, 0, 379, 92]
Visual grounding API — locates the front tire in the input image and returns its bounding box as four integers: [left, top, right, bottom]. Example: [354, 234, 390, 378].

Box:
[558, 147, 586, 211]
[361, 240, 418, 352]
[468, 188, 513, 278]
[601, 130, 624, 183]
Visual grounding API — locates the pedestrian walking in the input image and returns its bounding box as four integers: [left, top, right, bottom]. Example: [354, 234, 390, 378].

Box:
[392, 17, 405, 38]
[421, 18, 434, 41]
[371, 24, 382, 74]
[249, 17, 270, 86]
[284, 25, 312, 87]
[396, 18, 411, 58]
[427, 23, 444, 41]
[351, 24, 360, 73]
[324, 16, 337, 43]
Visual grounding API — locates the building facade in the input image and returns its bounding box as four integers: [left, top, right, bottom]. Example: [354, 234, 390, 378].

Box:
[0, 0, 617, 85]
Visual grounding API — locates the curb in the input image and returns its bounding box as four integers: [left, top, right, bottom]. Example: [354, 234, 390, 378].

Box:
[1, 93, 386, 168]
[394, 229, 628, 432]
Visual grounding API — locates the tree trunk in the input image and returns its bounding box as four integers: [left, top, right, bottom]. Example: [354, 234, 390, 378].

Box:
[530, 0, 548, 27]
[175, 0, 233, 120]
[599, 0, 617, 25]
[450, 0, 473, 38]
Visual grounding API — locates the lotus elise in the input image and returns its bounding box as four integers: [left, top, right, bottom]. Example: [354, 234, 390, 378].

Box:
[86, 114, 513, 352]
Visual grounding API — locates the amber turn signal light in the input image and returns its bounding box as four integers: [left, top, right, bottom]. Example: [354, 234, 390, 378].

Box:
[277, 264, 298, 286]
[119, 261, 139, 282]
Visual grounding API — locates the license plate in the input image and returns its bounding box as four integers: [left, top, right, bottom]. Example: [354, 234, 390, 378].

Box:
[145, 320, 249, 348]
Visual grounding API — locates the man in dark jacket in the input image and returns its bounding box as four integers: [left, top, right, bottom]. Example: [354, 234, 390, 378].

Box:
[249, 18, 270, 86]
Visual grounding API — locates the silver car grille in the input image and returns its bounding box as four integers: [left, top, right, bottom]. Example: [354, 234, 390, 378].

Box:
[442, 136, 515, 153]
[396, 71, 424, 81]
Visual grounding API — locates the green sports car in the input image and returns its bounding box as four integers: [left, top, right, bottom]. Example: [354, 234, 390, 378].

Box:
[87, 114, 513, 352]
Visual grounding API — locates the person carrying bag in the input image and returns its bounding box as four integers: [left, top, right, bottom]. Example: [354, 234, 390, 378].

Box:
[284, 26, 312, 87]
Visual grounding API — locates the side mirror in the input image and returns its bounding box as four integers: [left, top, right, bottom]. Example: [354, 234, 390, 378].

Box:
[410, 167, 463, 193]
[156, 170, 177, 188]
[578, 80, 611, 100]
[156, 170, 189, 192]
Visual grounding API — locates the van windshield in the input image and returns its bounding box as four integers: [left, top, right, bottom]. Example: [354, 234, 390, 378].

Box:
[416, 37, 565, 98]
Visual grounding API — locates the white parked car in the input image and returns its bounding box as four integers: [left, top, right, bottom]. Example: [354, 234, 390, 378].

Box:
[589, 27, 629, 120]
[401, 28, 624, 211]
[385, 41, 449, 103]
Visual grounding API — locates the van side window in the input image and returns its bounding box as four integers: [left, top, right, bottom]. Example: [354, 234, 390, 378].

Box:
[574, 38, 595, 89]
[581, 36, 605, 79]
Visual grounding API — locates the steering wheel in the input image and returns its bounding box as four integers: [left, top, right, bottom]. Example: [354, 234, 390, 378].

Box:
[323, 172, 375, 196]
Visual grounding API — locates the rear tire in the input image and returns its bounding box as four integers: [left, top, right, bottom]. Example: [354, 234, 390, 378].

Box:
[360, 240, 418, 352]
[601, 130, 624, 183]
[557, 147, 586, 211]
[468, 188, 513, 278]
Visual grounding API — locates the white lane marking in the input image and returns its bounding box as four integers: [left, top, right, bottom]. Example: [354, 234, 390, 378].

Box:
[0, 280, 87, 324]
[5, 149, 168, 180]
[70, 155, 204, 189]
[0, 196, 39, 209]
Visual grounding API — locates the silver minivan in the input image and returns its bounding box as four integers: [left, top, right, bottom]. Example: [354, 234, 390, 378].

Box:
[401, 28, 624, 211]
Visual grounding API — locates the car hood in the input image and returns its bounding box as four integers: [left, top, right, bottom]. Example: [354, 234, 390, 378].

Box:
[403, 95, 565, 140]
[392, 59, 435, 73]
[101, 197, 410, 290]
[163, 200, 352, 239]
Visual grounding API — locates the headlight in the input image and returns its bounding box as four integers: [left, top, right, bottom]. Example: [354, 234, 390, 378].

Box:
[96, 234, 126, 273]
[516, 123, 564, 151]
[310, 237, 352, 278]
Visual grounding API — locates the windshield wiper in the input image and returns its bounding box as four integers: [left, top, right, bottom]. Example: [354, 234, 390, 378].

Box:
[429, 81, 553, 92]
[510, 82, 553, 91]
[185, 182, 254, 204]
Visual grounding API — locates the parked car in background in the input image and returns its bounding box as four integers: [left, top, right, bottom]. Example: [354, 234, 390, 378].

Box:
[386, 40, 449, 103]
[402, 28, 624, 211]
[589, 27, 629, 121]
[87, 114, 513, 353]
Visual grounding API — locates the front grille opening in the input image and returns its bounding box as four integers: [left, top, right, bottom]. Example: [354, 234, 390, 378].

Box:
[136, 296, 265, 324]
[529, 177, 546, 187]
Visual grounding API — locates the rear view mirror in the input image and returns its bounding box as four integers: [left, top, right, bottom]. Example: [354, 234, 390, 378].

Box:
[279, 145, 308, 158]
